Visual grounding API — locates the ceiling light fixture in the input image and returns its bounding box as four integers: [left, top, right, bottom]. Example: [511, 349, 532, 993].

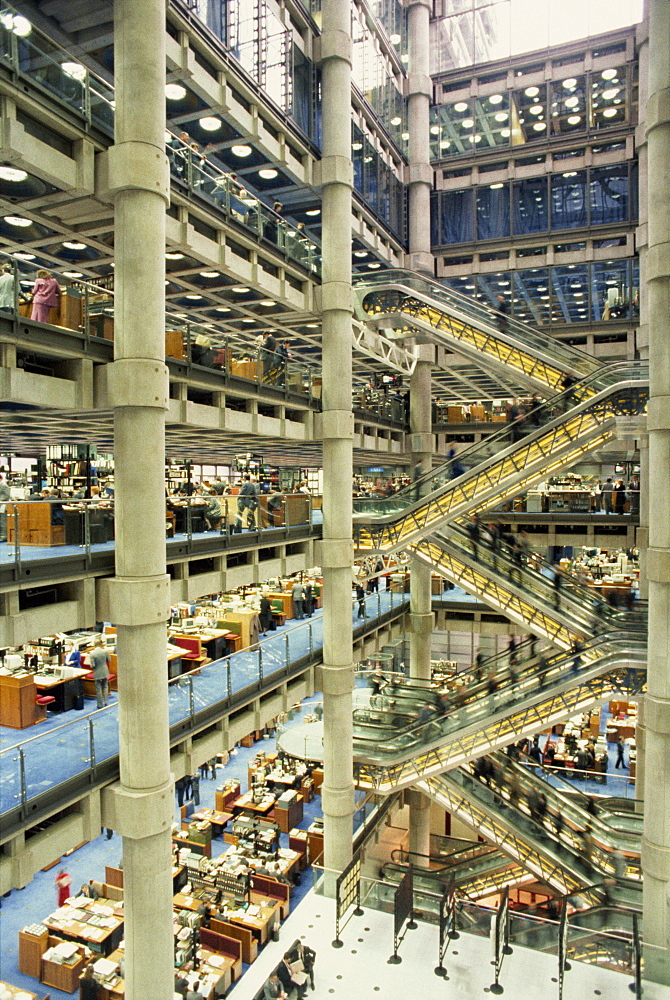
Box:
[490, 182, 504, 189]
[430, 125, 440, 135]
[258, 168, 278, 179]
[565, 96, 580, 108]
[602, 88, 619, 100]
[454, 102, 468, 112]
[165, 252, 184, 260]
[231, 144, 252, 157]
[368, 263, 381, 269]
[215, 307, 231, 313]
[529, 105, 543, 115]
[602, 107, 618, 117]
[533, 122, 546, 131]
[562, 78, 577, 89]
[524, 86, 539, 97]
[12, 251, 35, 260]
[241, 318, 255, 323]
[199, 116, 221, 131]
[390, 116, 402, 126]
[259, 299, 276, 306]
[62, 241, 86, 250]
[62, 61, 86, 81]
[199, 271, 219, 278]
[567, 115, 581, 125]
[462, 118, 474, 128]
[354, 251, 368, 257]
[500, 129, 510, 138]
[231, 286, 250, 293]
[62, 270, 83, 278]
[185, 294, 203, 300]
[305, 209, 320, 216]
[4, 215, 32, 227]
[165, 83, 186, 100]
[489, 94, 503, 104]
[494, 112, 508, 122]
[0, 166, 28, 182]
[601, 69, 617, 80]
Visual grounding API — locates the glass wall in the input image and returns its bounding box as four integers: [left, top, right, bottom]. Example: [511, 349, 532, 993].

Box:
[432, 162, 636, 245]
[353, 123, 406, 242]
[429, 66, 630, 159]
[352, 4, 407, 154]
[429, 1, 642, 73]
[445, 258, 638, 325]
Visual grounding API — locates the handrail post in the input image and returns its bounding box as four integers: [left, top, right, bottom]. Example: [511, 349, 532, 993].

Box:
[88, 717, 97, 777]
[18, 748, 27, 807]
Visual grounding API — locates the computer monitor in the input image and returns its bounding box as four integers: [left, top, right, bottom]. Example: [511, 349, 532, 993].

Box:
[181, 618, 195, 629]
[105, 636, 116, 648]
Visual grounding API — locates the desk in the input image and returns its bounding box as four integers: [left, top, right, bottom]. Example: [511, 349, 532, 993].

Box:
[0, 672, 40, 729]
[41, 942, 88, 992]
[231, 792, 276, 816]
[34, 666, 89, 713]
[42, 897, 124, 955]
[273, 794, 304, 834]
[7, 502, 65, 547]
[174, 890, 280, 946]
[191, 809, 233, 837]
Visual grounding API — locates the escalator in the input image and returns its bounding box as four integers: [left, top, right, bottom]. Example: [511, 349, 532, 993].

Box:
[353, 364, 647, 554]
[409, 517, 646, 649]
[355, 268, 602, 396]
[381, 842, 530, 901]
[417, 765, 642, 905]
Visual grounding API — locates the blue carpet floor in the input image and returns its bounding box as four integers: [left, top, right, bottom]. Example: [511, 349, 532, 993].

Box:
[0, 722, 331, 999]
[0, 589, 403, 817]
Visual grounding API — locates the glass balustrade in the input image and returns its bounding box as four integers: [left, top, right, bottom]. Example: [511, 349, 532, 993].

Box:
[0, 589, 406, 820]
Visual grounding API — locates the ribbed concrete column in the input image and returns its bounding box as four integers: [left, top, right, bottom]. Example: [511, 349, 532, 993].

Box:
[102, 3, 173, 998]
[642, 0, 670, 984]
[319, 0, 355, 877]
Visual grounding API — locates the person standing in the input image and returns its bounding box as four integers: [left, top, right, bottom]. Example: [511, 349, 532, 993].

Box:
[175, 775, 188, 807]
[615, 736, 626, 769]
[88, 639, 111, 708]
[291, 941, 316, 991]
[495, 293, 508, 332]
[304, 582, 313, 617]
[466, 514, 480, 561]
[29, 269, 61, 323]
[80, 964, 101, 1000]
[0, 263, 16, 311]
[613, 478, 626, 514]
[55, 868, 72, 906]
[203, 489, 222, 531]
[602, 477, 614, 514]
[291, 579, 305, 619]
[262, 330, 277, 381]
[259, 594, 273, 634]
[355, 583, 366, 619]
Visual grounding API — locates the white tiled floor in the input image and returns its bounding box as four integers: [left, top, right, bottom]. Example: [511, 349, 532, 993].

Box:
[230, 889, 670, 1000]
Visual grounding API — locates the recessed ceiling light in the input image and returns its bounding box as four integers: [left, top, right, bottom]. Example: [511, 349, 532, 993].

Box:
[354, 251, 368, 257]
[368, 263, 381, 269]
[430, 125, 440, 135]
[494, 112, 508, 122]
[258, 168, 278, 179]
[0, 166, 28, 182]
[389, 33, 401, 44]
[305, 323, 318, 328]
[601, 69, 617, 80]
[533, 122, 546, 131]
[186, 294, 203, 300]
[352, 142, 363, 151]
[62, 241, 86, 250]
[490, 182, 504, 189]
[241, 318, 255, 323]
[305, 209, 320, 216]
[525, 86, 539, 97]
[501, 129, 510, 138]
[567, 115, 581, 125]
[400, 53, 408, 63]
[454, 102, 468, 112]
[231, 286, 250, 293]
[231, 144, 252, 157]
[439, 140, 451, 148]
[215, 307, 231, 313]
[469, 135, 482, 143]
[462, 118, 474, 128]
[62, 270, 83, 278]
[563, 171, 577, 177]
[562, 78, 577, 89]
[62, 61, 86, 81]
[165, 252, 184, 259]
[12, 251, 35, 260]
[199, 116, 221, 131]
[565, 96, 580, 108]
[602, 107, 618, 117]
[259, 299, 276, 306]
[165, 83, 187, 100]
[199, 271, 219, 278]
[4, 215, 32, 227]
[529, 105, 543, 115]
[602, 88, 619, 100]
[489, 94, 503, 105]
[390, 116, 402, 126]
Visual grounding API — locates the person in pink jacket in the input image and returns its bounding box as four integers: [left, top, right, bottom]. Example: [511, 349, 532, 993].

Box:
[29, 269, 61, 323]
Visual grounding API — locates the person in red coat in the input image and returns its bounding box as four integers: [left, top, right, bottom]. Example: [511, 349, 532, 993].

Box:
[55, 869, 72, 906]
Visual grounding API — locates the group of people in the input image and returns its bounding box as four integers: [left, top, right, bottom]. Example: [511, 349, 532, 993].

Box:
[0, 263, 61, 321]
[259, 330, 293, 384]
[264, 942, 316, 998]
[598, 476, 638, 515]
[466, 514, 533, 581]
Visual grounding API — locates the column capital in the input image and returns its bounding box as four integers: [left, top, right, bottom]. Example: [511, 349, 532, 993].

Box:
[321, 785, 355, 817]
[408, 73, 432, 98]
[106, 359, 169, 410]
[409, 611, 435, 634]
[96, 575, 171, 626]
[317, 538, 355, 567]
[317, 31, 352, 65]
[641, 835, 670, 882]
[102, 778, 174, 840]
[642, 693, 670, 735]
[101, 142, 170, 204]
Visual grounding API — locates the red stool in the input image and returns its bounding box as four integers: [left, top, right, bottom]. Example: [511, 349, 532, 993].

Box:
[35, 694, 56, 721]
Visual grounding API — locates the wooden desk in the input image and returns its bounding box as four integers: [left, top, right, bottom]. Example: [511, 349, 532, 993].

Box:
[215, 782, 241, 812]
[209, 916, 258, 965]
[273, 794, 304, 834]
[7, 501, 65, 547]
[34, 667, 89, 713]
[266, 592, 293, 619]
[172, 833, 211, 858]
[231, 792, 276, 816]
[0, 672, 40, 729]
[190, 809, 233, 837]
[42, 897, 124, 955]
[41, 943, 88, 992]
[219, 610, 259, 650]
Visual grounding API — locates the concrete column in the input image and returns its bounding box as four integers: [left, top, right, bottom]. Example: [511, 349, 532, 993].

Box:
[406, 788, 431, 866]
[406, 0, 433, 274]
[642, 0, 670, 984]
[319, 0, 355, 877]
[636, 18, 650, 603]
[103, 3, 173, 998]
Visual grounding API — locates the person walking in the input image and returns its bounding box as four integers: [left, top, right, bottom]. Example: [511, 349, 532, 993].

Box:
[466, 514, 480, 561]
[0, 263, 16, 311]
[355, 583, 366, 619]
[55, 868, 72, 906]
[615, 736, 626, 769]
[88, 639, 111, 708]
[552, 570, 563, 610]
